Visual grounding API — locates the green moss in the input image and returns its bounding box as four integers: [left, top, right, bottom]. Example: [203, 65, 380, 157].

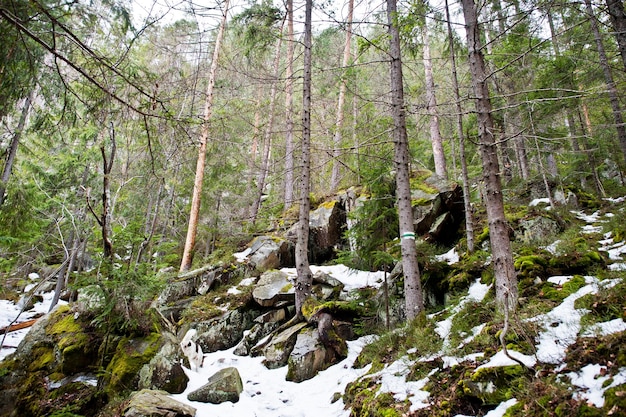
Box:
[105, 332, 161, 394]
[28, 345, 55, 372]
[319, 200, 337, 210]
[280, 282, 294, 292]
[604, 383, 626, 413]
[461, 365, 527, 405]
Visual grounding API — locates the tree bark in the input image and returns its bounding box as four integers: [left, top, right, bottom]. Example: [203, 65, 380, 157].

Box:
[606, 0, 626, 71]
[422, 21, 447, 179]
[295, 0, 313, 318]
[445, 0, 474, 253]
[330, 0, 354, 192]
[585, 0, 626, 164]
[179, 0, 230, 272]
[387, 0, 424, 321]
[283, 0, 295, 210]
[462, 0, 518, 313]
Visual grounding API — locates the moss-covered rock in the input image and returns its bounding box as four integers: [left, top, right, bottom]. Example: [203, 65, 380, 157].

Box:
[104, 332, 161, 394]
[460, 364, 526, 405]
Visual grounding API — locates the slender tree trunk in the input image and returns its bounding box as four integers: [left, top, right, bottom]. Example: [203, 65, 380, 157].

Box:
[251, 32, 284, 223]
[585, 0, 626, 164]
[295, 0, 313, 318]
[422, 21, 447, 179]
[445, 0, 474, 253]
[100, 125, 115, 261]
[462, 0, 518, 313]
[330, 0, 354, 192]
[283, 0, 295, 210]
[0, 94, 31, 206]
[387, 0, 424, 321]
[606, 0, 626, 71]
[244, 85, 263, 220]
[180, 0, 229, 272]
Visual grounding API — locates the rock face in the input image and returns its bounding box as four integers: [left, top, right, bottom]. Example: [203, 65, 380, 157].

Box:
[187, 367, 243, 404]
[124, 389, 196, 417]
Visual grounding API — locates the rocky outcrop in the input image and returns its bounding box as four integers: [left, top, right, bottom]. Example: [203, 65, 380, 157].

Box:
[124, 389, 196, 417]
[187, 367, 243, 404]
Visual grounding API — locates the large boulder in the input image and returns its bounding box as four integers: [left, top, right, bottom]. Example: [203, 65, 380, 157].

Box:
[252, 270, 294, 307]
[105, 333, 162, 394]
[187, 367, 243, 404]
[157, 264, 239, 305]
[124, 389, 196, 417]
[248, 236, 294, 272]
[261, 322, 308, 369]
[194, 306, 261, 353]
[286, 200, 347, 263]
[138, 332, 189, 394]
[411, 172, 464, 245]
[286, 327, 335, 383]
[516, 215, 562, 244]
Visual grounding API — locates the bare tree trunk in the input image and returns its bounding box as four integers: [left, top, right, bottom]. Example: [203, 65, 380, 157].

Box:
[295, 0, 313, 318]
[445, 0, 474, 253]
[0, 94, 31, 206]
[100, 125, 115, 261]
[387, 0, 424, 321]
[585, 0, 626, 164]
[180, 0, 230, 272]
[462, 0, 518, 313]
[283, 0, 295, 210]
[251, 31, 284, 223]
[606, 0, 626, 71]
[422, 21, 447, 179]
[245, 86, 263, 220]
[330, 0, 354, 192]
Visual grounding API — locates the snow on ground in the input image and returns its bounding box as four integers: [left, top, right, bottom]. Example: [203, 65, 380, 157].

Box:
[2, 206, 626, 416]
[0, 290, 66, 361]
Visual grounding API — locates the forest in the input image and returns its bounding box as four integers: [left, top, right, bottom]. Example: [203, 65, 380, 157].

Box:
[2, 0, 626, 415]
[0, 0, 624, 304]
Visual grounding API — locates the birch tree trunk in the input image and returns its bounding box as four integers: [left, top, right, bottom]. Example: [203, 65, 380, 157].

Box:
[422, 21, 447, 179]
[462, 0, 518, 313]
[180, 0, 230, 272]
[585, 0, 626, 164]
[295, 0, 313, 318]
[330, 0, 354, 192]
[445, 0, 474, 253]
[387, 0, 424, 321]
[283, 0, 295, 210]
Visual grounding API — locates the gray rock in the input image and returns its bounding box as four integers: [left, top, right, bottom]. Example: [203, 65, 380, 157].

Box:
[286, 328, 334, 382]
[195, 307, 261, 353]
[516, 216, 561, 244]
[248, 236, 294, 272]
[262, 322, 308, 369]
[138, 333, 189, 394]
[187, 367, 243, 404]
[252, 270, 294, 307]
[124, 389, 196, 417]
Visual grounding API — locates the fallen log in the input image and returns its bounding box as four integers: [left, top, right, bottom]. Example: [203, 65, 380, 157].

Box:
[0, 317, 39, 334]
